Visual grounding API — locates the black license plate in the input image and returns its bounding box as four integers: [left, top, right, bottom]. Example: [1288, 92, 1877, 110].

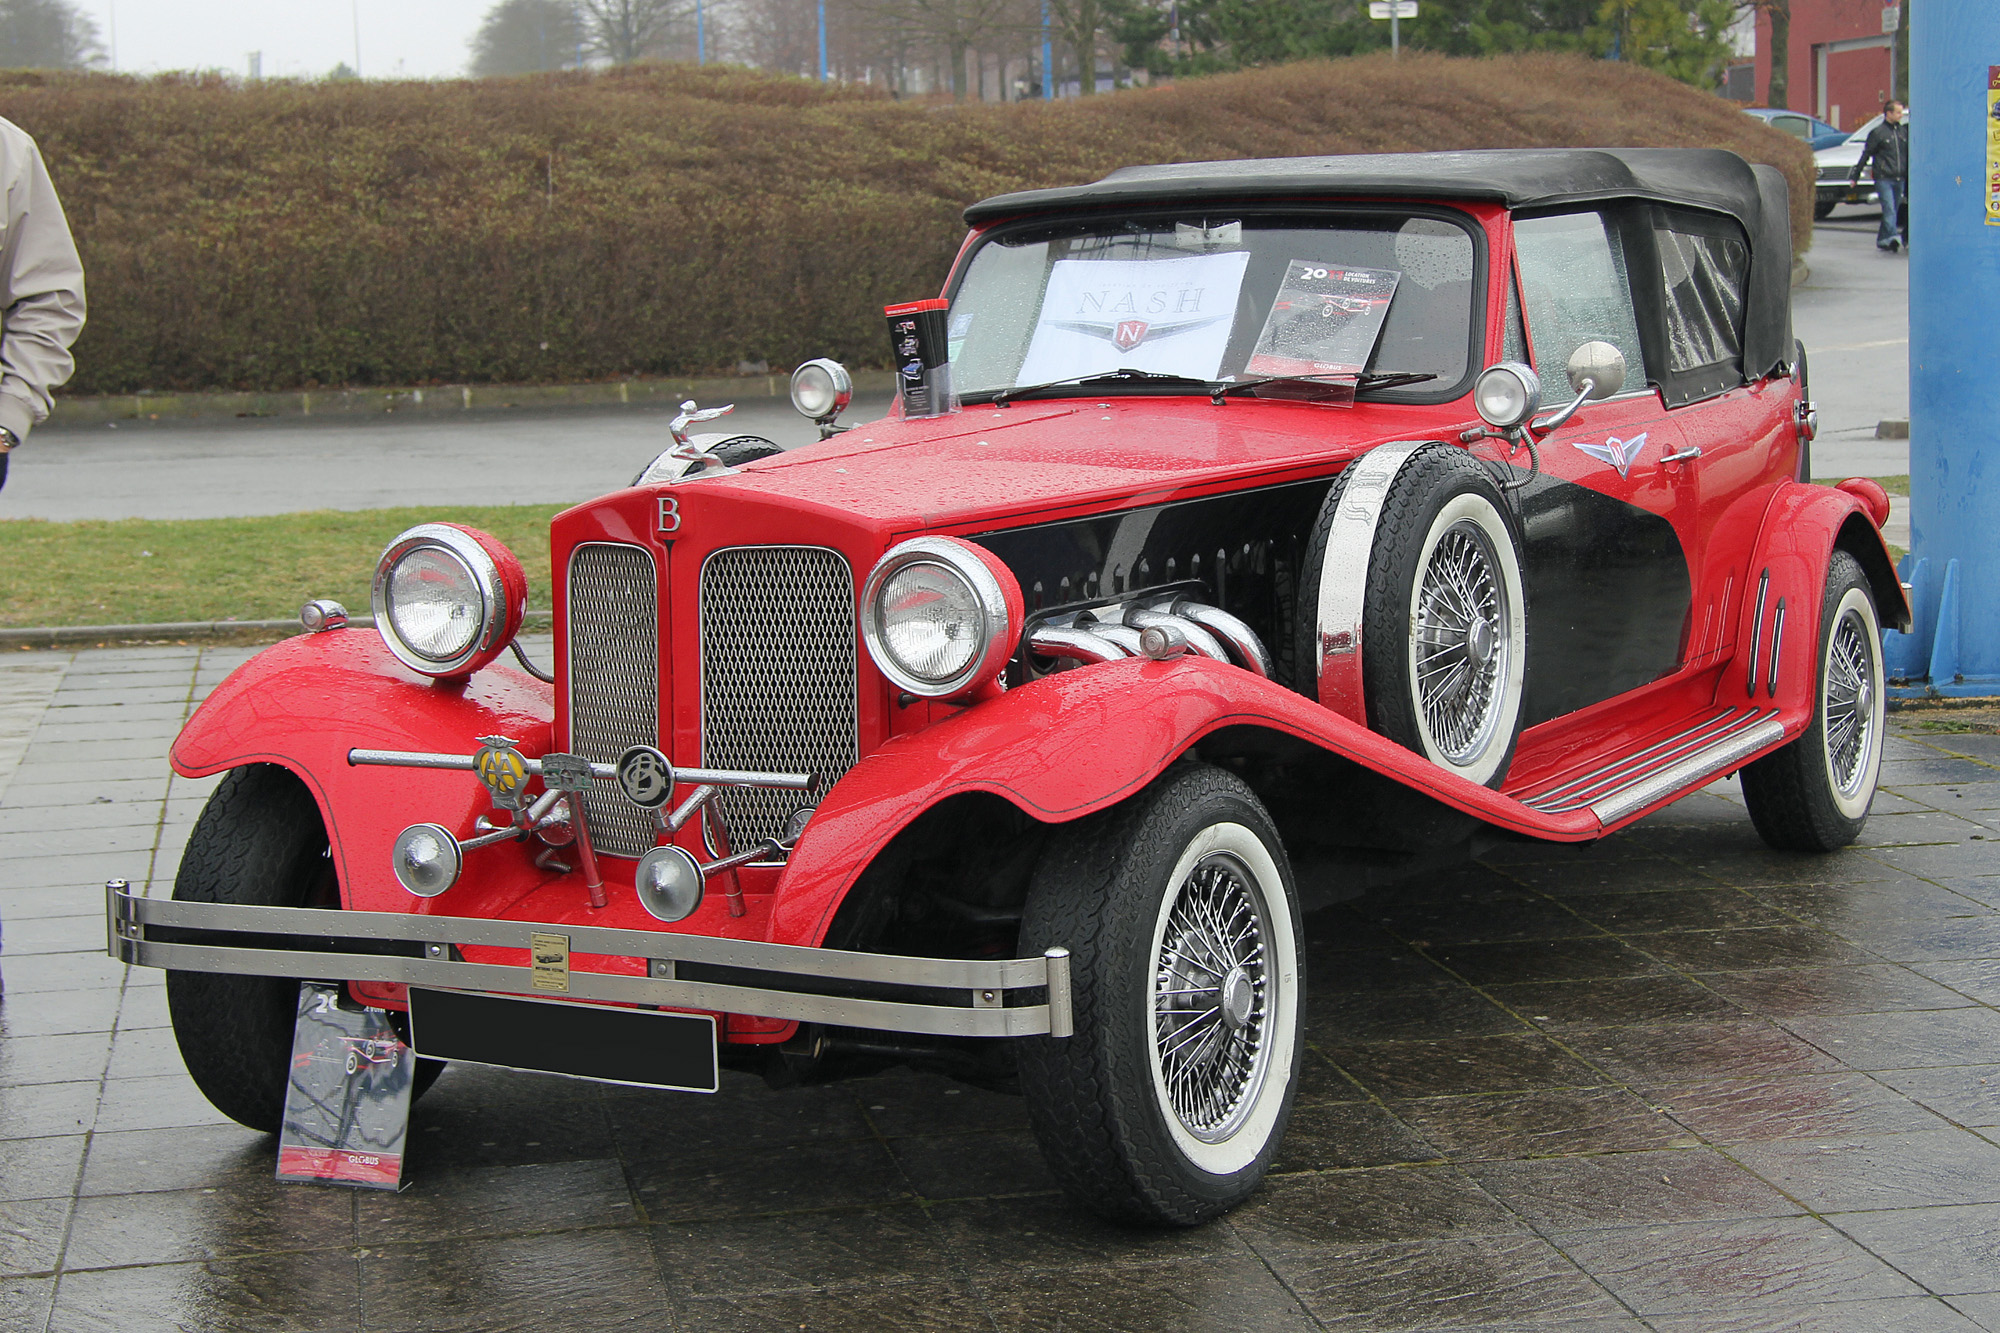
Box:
[408, 988, 718, 1093]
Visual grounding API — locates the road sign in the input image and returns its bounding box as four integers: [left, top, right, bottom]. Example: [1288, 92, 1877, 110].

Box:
[1883, 5, 1901, 33]
[1370, 1, 1417, 16]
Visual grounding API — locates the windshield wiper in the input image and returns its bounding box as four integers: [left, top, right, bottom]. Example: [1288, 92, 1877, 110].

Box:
[1211, 370, 1440, 402]
[971, 368, 1217, 406]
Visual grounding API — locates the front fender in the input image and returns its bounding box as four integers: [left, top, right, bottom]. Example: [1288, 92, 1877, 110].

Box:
[770, 656, 1599, 946]
[1724, 482, 1911, 725]
[171, 631, 555, 913]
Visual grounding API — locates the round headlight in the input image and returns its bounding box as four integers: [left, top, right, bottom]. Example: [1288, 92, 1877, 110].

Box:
[1473, 362, 1542, 430]
[861, 537, 1020, 699]
[789, 358, 853, 422]
[371, 524, 526, 678]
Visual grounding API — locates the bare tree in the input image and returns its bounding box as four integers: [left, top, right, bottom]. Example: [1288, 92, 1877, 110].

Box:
[860, 0, 1024, 96]
[471, 0, 584, 75]
[0, 0, 104, 70]
[1737, 0, 1789, 107]
[578, 0, 687, 63]
[1044, 0, 1104, 93]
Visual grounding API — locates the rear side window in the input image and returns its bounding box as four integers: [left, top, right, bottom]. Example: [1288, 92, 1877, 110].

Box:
[1512, 211, 1648, 391]
[1655, 219, 1748, 383]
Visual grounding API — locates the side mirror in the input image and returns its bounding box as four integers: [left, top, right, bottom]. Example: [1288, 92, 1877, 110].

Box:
[1566, 341, 1626, 400]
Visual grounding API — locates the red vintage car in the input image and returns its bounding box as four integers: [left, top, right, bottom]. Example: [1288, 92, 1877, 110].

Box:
[109, 148, 1906, 1226]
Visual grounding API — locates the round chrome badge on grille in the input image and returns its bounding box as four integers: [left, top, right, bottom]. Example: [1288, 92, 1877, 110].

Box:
[616, 745, 676, 809]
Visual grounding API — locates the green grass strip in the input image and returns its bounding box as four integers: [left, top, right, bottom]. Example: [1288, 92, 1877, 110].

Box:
[0, 505, 562, 629]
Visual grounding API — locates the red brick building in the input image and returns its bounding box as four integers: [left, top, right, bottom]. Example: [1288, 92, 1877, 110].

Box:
[1729, 0, 1902, 132]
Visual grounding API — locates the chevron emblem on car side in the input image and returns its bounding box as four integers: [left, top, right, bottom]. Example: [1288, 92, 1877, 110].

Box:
[1573, 432, 1649, 479]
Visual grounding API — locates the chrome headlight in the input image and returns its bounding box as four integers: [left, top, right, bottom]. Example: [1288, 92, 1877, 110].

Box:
[790, 358, 853, 422]
[1473, 362, 1542, 430]
[861, 537, 1019, 699]
[371, 524, 525, 678]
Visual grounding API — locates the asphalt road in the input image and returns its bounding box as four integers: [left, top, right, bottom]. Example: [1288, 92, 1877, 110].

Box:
[1, 214, 1908, 524]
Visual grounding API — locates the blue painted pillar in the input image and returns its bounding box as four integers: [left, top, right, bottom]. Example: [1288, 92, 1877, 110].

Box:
[696, 0, 705, 64]
[817, 0, 828, 81]
[1887, 0, 2000, 696]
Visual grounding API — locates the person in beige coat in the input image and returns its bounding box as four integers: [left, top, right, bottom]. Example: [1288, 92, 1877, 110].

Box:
[0, 114, 85, 495]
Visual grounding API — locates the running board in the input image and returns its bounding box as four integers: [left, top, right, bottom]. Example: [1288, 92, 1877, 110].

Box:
[1515, 707, 1785, 824]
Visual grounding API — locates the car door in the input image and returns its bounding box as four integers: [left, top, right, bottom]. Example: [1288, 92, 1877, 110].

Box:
[1507, 208, 1697, 729]
[1645, 208, 1796, 677]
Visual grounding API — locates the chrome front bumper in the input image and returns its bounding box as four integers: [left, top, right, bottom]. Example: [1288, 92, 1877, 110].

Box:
[105, 882, 1072, 1040]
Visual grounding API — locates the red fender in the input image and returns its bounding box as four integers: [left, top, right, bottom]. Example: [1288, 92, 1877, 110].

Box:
[769, 655, 1600, 946]
[1719, 481, 1910, 725]
[170, 631, 556, 915]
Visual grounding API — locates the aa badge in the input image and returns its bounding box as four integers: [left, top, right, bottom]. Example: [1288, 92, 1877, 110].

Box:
[474, 735, 529, 810]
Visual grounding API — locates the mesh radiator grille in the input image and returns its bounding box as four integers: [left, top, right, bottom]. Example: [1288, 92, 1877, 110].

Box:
[566, 543, 660, 859]
[701, 547, 859, 849]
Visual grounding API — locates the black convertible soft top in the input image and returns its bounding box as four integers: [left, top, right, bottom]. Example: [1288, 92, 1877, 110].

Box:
[964, 148, 1795, 384]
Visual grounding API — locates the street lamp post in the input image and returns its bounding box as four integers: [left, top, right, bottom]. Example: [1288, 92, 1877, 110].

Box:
[818, 0, 828, 81]
[697, 0, 705, 64]
[1884, 0, 2000, 696]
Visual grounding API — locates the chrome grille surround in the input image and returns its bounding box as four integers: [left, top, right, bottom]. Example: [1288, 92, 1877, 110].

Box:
[701, 546, 859, 851]
[565, 542, 661, 859]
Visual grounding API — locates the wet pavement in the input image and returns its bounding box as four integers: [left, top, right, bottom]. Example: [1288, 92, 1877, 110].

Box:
[3, 644, 1999, 1332]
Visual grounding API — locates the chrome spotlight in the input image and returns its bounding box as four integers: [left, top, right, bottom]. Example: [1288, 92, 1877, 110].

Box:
[392, 823, 462, 898]
[635, 845, 704, 923]
[1473, 362, 1542, 430]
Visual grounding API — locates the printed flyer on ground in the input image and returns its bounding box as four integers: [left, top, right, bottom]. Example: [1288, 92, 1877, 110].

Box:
[276, 983, 415, 1190]
[1246, 261, 1401, 377]
[1017, 251, 1249, 384]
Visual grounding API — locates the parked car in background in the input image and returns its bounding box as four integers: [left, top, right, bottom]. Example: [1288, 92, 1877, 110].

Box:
[111, 147, 1906, 1228]
[1815, 113, 1898, 218]
[1744, 107, 1849, 152]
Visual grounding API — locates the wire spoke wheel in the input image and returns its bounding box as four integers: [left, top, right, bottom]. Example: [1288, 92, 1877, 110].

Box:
[1743, 551, 1885, 852]
[1413, 518, 1509, 764]
[1823, 606, 1876, 799]
[1152, 853, 1272, 1144]
[1018, 766, 1303, 1225]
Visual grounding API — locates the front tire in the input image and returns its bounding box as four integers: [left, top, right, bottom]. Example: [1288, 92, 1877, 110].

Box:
[1813, 199, 1837, 221]
[1741, 551, 1886, 851]
[167, 765, 441, 1131]
[1017, 765, 1303, 1225]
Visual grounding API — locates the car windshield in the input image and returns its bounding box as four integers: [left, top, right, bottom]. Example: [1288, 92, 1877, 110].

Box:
[946, 211, 1479, 401]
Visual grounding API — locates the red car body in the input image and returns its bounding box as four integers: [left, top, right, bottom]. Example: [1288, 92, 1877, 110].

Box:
[120, 147, 1909, 1223]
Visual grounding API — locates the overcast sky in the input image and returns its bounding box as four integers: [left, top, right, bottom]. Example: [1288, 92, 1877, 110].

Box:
[78, 0, 501, 81]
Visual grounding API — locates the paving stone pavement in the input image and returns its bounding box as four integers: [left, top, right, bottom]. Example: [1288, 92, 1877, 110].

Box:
[2, 644, 1999, 1332]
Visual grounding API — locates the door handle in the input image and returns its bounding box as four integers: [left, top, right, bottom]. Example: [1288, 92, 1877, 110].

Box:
[1661, 446, 1702, 465]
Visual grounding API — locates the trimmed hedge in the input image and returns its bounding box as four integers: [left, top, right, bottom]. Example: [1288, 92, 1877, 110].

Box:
[0, 55, 1811, 396]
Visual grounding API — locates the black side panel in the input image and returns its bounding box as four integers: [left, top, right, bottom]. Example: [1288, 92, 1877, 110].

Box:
[1513, 474, 1692, 726]
[972, 479, 1335, 689]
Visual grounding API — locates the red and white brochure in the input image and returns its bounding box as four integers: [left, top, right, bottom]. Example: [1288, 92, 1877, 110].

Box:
[276, 983, 414, 1191]
[1246, 260, 1401, 378]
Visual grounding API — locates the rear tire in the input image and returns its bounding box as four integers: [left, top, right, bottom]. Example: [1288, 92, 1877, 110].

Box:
[1017, 765, 1303, 1226]
[167, 765, 442, 1132]
[1813, 199, 1837, 221]
[1741, 551, 1886, 852]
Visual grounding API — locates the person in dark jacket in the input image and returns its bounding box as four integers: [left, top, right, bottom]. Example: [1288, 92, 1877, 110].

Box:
[1852, 101, 1909, 252]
